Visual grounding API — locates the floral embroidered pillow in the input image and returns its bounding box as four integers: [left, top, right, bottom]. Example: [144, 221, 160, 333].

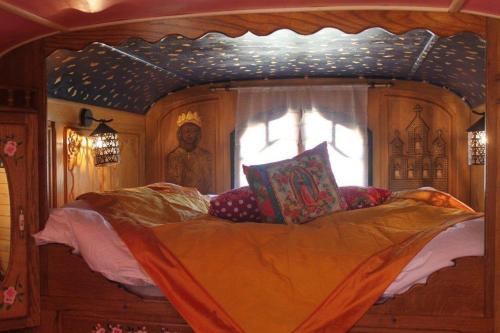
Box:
[208, 186, 262, 222]
[339, 186, 391, 210]
[243, 142, 347, 224]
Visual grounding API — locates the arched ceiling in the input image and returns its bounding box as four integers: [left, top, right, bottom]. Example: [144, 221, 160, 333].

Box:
[46, 28, 485, 114]
[0, 0, 498, 57]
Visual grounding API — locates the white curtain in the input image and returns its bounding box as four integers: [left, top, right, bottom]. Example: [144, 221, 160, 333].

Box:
[235, 85, 368, 187]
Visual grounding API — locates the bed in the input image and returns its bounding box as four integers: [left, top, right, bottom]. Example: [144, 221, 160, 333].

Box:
[35, 183, 487, 333]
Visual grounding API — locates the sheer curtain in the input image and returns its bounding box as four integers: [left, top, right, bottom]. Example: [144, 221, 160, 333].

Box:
[235, 85, 368, 187]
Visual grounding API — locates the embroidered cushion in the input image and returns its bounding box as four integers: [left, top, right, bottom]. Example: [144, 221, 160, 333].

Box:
[339, 186, 392, 210]
[208, 187, 262, 222]
[243, 142, 347, 224]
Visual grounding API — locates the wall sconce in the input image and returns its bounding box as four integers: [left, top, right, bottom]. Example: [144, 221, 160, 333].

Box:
[80, 108, 120, 167]
[466, 112, 486, 165]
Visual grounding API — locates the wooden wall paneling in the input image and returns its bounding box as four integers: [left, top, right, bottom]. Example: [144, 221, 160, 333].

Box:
[368, 86, 388, 187]
[43, 11, 486, 55]
[47, 98, 146, 206]
[367, 81, 470, 203]
[485, 17, 500, 329]
[469, 108, 486, 212]
[146, 87, 236, 193]
[160, 97, 218, 194]
[215, 90, 237, 192]
[46, 121, 57, 208]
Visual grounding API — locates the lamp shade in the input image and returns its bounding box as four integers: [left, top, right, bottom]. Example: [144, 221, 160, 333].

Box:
[89, 122, 120, 166]
[466, 115, 485, 165]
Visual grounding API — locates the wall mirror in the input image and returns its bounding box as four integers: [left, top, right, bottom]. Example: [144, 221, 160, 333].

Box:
[0, 159, 11, 282]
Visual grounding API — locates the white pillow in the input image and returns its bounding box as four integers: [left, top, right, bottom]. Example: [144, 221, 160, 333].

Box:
[33, 205, 154, 286]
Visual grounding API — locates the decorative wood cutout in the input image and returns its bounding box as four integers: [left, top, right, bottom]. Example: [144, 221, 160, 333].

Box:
[389, 104, 448, 192]
[0, 87, 36, 112]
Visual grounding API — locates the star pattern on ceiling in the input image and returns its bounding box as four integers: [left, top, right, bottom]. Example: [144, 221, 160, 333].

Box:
[47, 28, 485, 114]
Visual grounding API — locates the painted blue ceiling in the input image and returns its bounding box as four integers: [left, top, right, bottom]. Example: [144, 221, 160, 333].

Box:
[47, 28, 485, 114]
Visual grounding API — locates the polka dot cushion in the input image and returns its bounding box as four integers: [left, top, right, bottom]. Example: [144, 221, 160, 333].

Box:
[208, 186, 262, 222]
[339, 186, 392, 210]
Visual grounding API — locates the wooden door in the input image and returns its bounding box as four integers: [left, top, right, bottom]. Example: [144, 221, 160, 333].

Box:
[0, 111, 40, 331]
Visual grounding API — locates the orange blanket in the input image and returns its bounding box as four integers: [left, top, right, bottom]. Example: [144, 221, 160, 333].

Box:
[79, 184, 481, 333]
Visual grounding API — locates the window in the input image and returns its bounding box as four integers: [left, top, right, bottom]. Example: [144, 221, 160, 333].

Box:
[236, 107, 367, 187]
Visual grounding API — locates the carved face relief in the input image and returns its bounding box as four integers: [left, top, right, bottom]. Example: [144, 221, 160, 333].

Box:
[178, 123, 201, 149]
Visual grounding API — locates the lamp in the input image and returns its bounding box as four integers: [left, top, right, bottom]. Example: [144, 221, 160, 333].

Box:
[80, 108, 120, 166]
[466, 112, 486, 165]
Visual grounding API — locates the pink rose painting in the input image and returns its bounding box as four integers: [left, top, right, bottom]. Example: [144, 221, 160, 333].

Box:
[3, 141, 17, 157]
[3, 286, 17, 305]
[110, 326, 123, 333]
[92, 324, 106, 333]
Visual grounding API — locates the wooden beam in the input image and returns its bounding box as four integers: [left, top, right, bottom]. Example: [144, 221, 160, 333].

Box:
[485, 18, 500, 329]
[0, 0, 68, 32]
[449, 0, 467, 13]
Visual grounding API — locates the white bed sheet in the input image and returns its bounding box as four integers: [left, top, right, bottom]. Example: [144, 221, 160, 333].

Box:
[33, 207, 484, 298]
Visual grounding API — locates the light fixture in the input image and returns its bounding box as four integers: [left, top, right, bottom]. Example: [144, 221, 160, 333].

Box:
[466, 112, 486, 165]
[80, 108, 120, 167]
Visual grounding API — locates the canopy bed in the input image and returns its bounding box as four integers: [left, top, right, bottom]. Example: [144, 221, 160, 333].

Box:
[0, 8, 498, 333]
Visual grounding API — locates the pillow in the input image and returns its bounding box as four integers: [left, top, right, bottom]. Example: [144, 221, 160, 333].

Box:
[33, 206, 154, 286]
[339, 186, 392, 210]
[208, 186, 262, 222]
[390, 187, 475, 212]
[243, 142, 347, 224]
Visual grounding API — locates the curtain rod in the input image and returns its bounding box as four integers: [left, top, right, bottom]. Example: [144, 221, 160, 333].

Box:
[207, 80, 393, 92]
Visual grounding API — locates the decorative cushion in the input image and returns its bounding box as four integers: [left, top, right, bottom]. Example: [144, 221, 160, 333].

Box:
[339, 186, 392, 210]
[208, 187, 262, 222]
[243, 142, 347, 224]
[390, 187, 475, 212]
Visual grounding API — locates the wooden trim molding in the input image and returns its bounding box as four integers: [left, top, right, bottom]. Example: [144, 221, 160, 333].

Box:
[43, 11, 486, 55]
[485, 18, 500, 330]
[448, 0, 467, 13]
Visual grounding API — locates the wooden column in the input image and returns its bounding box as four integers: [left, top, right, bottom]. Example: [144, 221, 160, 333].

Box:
[485, 18, 500, 329]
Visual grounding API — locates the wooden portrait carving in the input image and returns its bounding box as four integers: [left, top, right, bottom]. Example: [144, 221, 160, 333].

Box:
[389, 104, 448, 192]
[165, 111, 213, 193]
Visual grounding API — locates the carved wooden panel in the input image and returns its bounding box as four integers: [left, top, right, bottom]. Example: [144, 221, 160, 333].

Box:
[160, 100, 217, 194]
[388, 104, 449, 192]
[368, 81, 469, 203]
[146, 87, 236, 193]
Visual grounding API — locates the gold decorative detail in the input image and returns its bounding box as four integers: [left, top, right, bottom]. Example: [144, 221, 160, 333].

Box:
[66, 129, 83, 157]
[176, 111, 202, 128]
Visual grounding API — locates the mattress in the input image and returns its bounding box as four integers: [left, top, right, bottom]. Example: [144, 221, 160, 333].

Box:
[33, 206, 484, 298]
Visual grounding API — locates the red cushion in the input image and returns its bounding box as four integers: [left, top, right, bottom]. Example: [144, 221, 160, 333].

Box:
[209, 186, 262, 222]
[339, 186, 391, 210]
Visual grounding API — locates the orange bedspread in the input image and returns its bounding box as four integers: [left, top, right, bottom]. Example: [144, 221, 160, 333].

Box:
[79, 184, 481, 333]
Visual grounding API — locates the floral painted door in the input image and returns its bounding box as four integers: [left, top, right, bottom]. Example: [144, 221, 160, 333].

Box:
[0, 112, 39, 330]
